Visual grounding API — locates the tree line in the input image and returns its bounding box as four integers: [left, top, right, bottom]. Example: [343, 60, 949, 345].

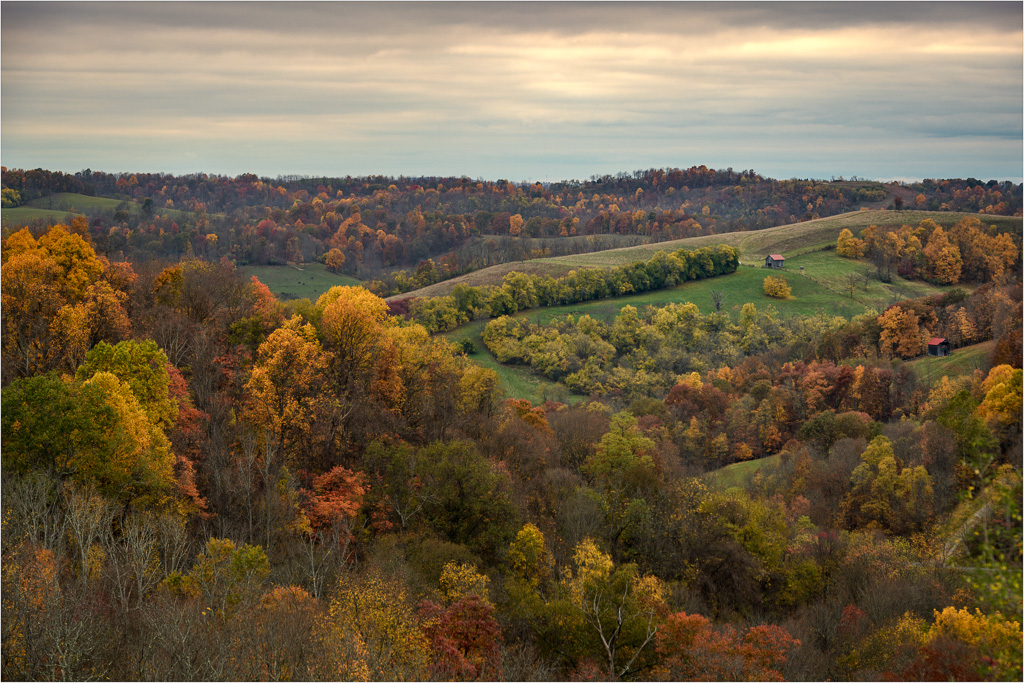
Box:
[4, 165, 1019, 282]
[397, 244, 739, 334]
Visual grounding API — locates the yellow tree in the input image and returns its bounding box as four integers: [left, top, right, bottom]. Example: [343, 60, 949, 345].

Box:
[243, 315, 335, 471]
[1, 225, 132, 377]
[509, 213, 525, 237]
[837, 228, 866, 258]
[977, 364, 1022, 444]
[315, 572, 431, 680]
[878, 305, 922, 358]
[324, 248, 346, 273]
[922, 226, 962, 284]
[762, 276, 791, 299]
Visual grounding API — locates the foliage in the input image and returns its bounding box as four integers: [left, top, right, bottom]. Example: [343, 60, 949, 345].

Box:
[762, 275, 792, 299]
[2, 372, 175, 504]
[410, 243, 739, 329]
[316, 572, 431, 680]
[653, 611, 801, 681]
[1, 225, 132, 378]
[842, 436, 935, 534]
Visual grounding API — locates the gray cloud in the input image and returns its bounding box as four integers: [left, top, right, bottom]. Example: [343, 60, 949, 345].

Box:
[2, 2, 1020, 181]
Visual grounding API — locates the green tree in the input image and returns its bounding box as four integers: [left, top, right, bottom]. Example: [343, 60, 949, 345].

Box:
[2, 372, 174, 504]
[75, 339, 178, 428]
[561, 539, 665, 680]
[842, 435, 934, 534]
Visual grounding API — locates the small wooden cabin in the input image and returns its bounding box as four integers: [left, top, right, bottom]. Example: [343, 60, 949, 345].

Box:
[765, 254, 785, 269]
[927, 337, 951, 357]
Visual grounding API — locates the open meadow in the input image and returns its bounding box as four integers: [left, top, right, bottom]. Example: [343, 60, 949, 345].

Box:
[2, 192, 197, 227]
[241, 263, 362, 301]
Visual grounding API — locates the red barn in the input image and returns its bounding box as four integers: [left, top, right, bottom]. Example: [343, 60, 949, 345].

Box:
[927, 337, 951, 357]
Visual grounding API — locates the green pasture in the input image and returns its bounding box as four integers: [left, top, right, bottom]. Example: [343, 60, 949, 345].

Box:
[509, 251, 952, 328]
[707, 454, 781, 491]
[2, 192, 201, 228]
[443, 326, 578, 405]
[436, 247, 961, 404]
[2, 205, 79, 227]
[241, 263, 362, 301]
[908, 340, 996, 387]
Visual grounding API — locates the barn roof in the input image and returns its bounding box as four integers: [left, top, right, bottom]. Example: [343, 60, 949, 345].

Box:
[768, 254, 785, 260]
[928, 337, 948, 346]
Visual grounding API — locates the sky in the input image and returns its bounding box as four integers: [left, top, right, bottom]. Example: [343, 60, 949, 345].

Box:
[2, 1, 1022, 183]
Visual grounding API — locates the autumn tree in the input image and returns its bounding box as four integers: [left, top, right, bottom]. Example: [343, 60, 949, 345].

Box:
[762, 275, 791, 299]
[2, 371, 175, 505]
[1, 225, 133, 377]
[299, 465, 366, 598]
[325, 247, 346, 273]
[837, 228, 866, 258]
[878, 305, 922, 358]
[653, 611, 800, 682]
[74, 339, 179, 428]
[315, 286, 406, 451]
[561, 538, 666, 680]
[509, 213, 525, 237]
[315, 572, 431, 680]
[242, 315, 335, 472]
[841, 435, 934, 534]
[171, 537, 270, 618]
[921, 226, 962, 284]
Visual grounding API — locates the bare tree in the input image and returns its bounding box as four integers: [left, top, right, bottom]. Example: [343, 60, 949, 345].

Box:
[62, 483, 115, 588]
[710, 289, 726, 312]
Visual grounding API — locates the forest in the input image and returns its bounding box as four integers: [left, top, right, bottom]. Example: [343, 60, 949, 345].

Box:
[1, 166, 1022, 682]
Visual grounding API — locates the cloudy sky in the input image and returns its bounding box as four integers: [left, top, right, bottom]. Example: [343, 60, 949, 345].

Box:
[2, 1, 1021, 182]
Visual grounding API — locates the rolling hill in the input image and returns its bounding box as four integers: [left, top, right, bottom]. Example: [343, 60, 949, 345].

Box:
[389, 210, 1021, 301]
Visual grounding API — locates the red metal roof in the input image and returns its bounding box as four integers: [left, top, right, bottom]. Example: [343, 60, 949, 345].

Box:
[928, 337, 947, 346]
[768, 254, 785, 260]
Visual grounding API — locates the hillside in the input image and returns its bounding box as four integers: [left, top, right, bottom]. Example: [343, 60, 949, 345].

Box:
[2, 191, 197, 226]
[389, 210, 1022, 300]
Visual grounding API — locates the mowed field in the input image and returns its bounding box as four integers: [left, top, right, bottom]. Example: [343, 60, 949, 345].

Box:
[392, 209, 1021, 300]
[908, 340, 997, 387]
[707, 454, 782, 491]
[2, 192, 196, 227]
[242, 263, 361, 301]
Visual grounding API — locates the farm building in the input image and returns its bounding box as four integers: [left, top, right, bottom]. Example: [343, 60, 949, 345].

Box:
[927, 337, 951, 357]
[765, 254, 785, 269]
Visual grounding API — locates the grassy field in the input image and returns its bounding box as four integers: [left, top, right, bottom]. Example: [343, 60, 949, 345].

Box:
[908, 340, 996, 387]
[393, 210, 1021, 299]
[442, 246, 962, 403]
[241, 263, 361, 301]
[417, 209, 1003, 405]
[498, 249, 955, 330]
[2, 192, 199, 228]
[442, 324, 578, 405]
[707, 454, 781, 491]
[550, 209, 1022, 268]
[2, 205, 80, 226]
